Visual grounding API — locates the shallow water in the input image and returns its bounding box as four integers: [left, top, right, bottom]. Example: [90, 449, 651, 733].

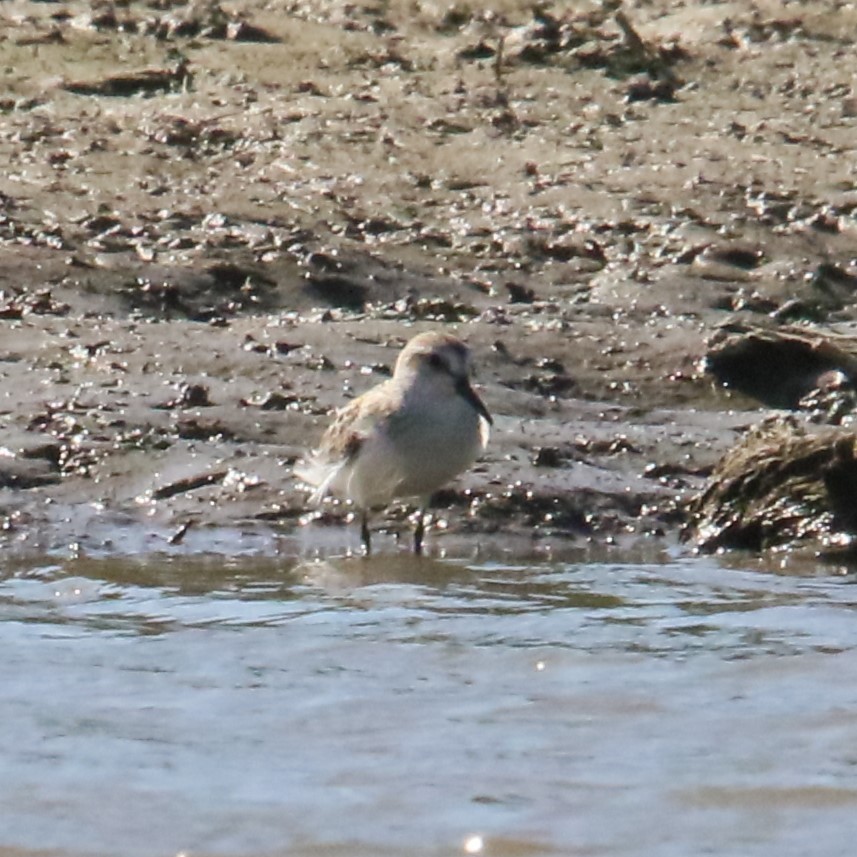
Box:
[3, 544, 857, 857]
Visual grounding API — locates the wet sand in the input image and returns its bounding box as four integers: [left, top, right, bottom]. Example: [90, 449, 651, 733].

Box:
[2, 0, 857, 557]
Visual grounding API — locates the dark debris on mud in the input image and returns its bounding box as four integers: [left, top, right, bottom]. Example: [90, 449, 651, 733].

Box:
[683, 417, 857, 555]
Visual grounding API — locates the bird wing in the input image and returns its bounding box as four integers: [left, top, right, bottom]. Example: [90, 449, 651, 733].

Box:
[294, 381, 403, 503]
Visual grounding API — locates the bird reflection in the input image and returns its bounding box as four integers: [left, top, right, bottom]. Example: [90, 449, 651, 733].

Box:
[294, 552, 474, 592]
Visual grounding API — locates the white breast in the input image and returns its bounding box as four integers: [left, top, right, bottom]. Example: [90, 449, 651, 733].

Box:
[344, 393, 488, 506]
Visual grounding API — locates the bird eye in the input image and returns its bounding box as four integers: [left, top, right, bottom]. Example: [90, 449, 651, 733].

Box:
[427, 353, 445, 370]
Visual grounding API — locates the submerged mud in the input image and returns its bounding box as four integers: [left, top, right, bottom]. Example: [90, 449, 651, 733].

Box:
[2, 1, 857, 557]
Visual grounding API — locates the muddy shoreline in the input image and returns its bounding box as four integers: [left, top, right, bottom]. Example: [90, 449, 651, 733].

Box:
[2, 0, 857, 558]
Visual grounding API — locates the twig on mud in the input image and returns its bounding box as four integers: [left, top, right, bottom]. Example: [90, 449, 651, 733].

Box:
[152, 470, 228, 501]
[494, 34, 506, 86]
[168, 521, 194, 545]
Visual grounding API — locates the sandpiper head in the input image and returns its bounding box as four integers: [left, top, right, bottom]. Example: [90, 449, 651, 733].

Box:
[395, 331, 470, 378]
[395, 331, 493, 425]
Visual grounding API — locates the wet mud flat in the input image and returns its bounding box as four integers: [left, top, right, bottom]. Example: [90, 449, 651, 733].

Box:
[3, 0, 857, 558]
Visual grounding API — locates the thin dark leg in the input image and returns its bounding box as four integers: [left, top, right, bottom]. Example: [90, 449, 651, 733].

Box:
[414, 506, 426, 555]
[360, 511, 372, 556]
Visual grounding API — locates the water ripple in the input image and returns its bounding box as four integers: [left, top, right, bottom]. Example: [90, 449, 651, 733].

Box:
[2, 550, 857, 856]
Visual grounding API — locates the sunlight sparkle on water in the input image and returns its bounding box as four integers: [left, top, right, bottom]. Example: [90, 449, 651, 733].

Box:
[464, 834, 484, 853]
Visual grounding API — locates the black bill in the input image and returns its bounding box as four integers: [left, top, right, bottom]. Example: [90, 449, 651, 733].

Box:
[457, 377, 493, 425]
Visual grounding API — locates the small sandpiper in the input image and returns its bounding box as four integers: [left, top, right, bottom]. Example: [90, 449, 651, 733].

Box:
[295, 331, 492, 555]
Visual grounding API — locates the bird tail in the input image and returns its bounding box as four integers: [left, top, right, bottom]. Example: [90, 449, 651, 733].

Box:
[293, 456, 343, 505]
